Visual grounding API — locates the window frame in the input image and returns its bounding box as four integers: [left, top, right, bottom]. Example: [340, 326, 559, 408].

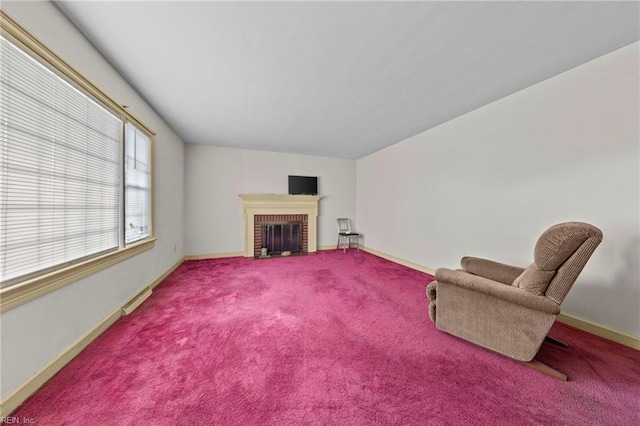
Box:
[0, 11, 156, 313]
[124, 122, 154, 246]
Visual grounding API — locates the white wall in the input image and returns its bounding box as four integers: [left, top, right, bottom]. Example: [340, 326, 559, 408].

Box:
[185, 145, 356, 255]
[357, 42, 640, 337]
[0, 1, 185, 399]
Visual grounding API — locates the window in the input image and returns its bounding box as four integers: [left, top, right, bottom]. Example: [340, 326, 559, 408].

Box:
[125, 123, 152, 244]
[0, 35, 123, 287]
[0, 12, 155, 310]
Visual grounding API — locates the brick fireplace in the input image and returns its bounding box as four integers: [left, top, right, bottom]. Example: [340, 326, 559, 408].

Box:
[239, 194, 322, 258]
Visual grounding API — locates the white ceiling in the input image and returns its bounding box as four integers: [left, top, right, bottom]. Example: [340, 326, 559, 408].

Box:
[56, 1, 639, 159]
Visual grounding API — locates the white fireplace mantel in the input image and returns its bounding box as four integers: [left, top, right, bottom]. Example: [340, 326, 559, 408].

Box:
[239, 194, 322, 257]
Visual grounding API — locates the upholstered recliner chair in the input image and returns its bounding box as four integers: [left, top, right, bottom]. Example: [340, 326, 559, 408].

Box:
[426, 222, 603, 380]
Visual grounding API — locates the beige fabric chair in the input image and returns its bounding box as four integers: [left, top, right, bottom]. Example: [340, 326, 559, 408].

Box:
[426, 222, 602, 380]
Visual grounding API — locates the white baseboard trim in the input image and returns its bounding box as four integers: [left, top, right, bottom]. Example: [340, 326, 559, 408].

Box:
[0, 256, 188, 417]
[184, 252, 243, 260]
[362, 246, 436, 275]
[557, 312, 640, 350]
[0, 307, 121, 417]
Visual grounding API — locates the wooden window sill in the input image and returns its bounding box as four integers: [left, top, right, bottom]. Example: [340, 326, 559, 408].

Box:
[0, 239, 156, 313]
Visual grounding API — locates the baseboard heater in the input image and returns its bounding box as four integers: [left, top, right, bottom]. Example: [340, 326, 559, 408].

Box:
[121, 287, 153, 315]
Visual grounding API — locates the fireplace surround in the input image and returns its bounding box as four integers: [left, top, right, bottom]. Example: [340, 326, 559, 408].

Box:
[239, 194, 322, 258]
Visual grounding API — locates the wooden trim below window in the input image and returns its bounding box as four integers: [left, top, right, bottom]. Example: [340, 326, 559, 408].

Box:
[0, 239, 155, 313]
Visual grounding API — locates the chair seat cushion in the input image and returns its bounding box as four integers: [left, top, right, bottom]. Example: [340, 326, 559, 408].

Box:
[512, 264, 555, 295]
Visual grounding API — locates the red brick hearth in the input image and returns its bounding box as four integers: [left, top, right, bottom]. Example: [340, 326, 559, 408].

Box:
[254, 214, 308, 257]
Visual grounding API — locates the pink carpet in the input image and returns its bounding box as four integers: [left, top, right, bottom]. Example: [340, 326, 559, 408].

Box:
[12, 251, 640, 425]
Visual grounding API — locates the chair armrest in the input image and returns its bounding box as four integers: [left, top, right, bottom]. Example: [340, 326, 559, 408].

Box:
[435, 268, 560, 315]
[460, 256, 525, 285]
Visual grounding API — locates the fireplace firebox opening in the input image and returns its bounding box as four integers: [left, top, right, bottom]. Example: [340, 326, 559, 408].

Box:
[260, 221, 303, 257]
[253, 214, 308, 258]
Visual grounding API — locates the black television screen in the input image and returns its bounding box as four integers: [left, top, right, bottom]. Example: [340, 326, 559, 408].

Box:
[288, 175, 317, 195]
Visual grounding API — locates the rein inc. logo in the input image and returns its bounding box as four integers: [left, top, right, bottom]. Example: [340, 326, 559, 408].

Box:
[1, 418, 36, 424]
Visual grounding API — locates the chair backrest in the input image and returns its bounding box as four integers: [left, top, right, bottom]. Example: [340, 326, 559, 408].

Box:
[513, 222, 603, 303]
[337, 218, 352, 233]
[536, 222, 603, 304]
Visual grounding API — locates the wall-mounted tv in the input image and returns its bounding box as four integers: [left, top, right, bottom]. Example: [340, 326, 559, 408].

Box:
[288, 175, 318, 195]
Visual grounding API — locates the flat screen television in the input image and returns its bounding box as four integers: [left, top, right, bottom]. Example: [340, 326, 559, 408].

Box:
[288, 175, 318, 195]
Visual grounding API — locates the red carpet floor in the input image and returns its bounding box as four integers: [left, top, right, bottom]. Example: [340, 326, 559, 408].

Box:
[13, 250, 640, 425]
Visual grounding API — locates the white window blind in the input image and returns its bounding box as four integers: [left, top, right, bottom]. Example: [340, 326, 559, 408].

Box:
[0, 35, 122, 287]
[124, 123, 151, 244]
